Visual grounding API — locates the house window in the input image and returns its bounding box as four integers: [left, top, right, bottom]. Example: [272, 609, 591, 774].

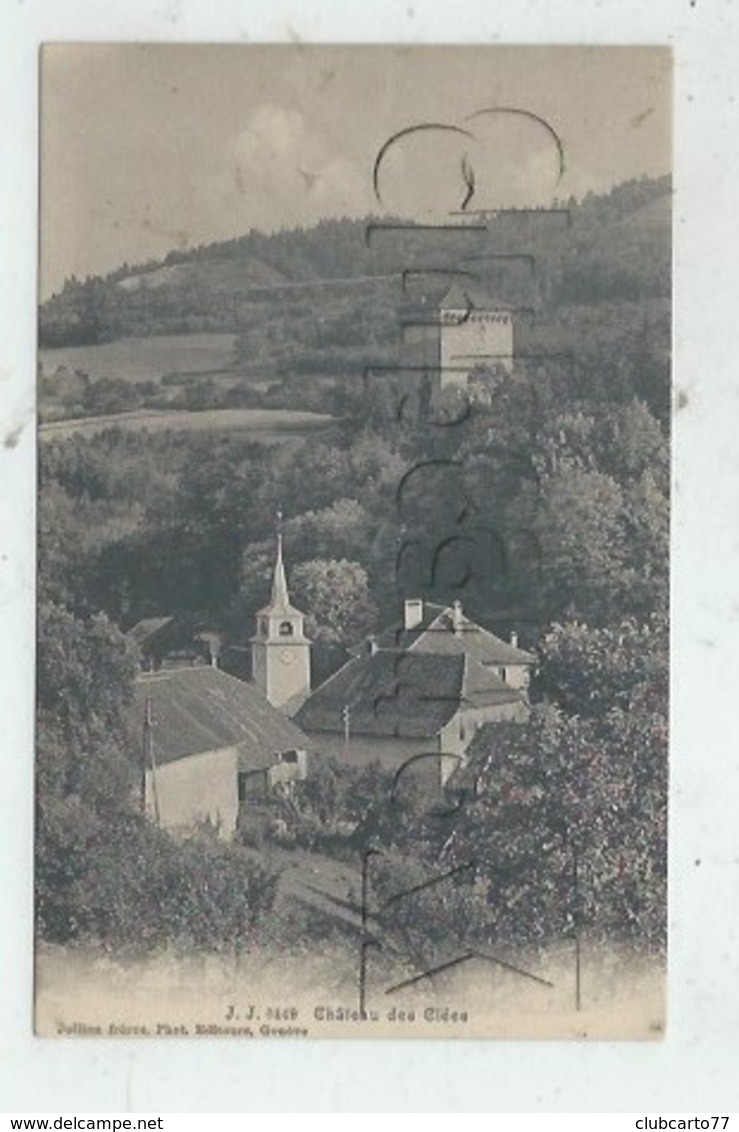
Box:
[500, 666, 508, 683]
[279, 621, 294, 636]
[259, 617, 268, 636]
[238, 769, 264, 802]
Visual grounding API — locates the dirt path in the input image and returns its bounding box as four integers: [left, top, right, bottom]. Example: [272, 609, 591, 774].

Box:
[267, 847, 369, 933]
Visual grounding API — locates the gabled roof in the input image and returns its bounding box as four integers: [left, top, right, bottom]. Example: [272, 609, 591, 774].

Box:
[126, 616, 175, 647]
[398, 283, 512, 324]
[439, 283, 511, 313]
[129, 666, 311, 767]
[375, 603, 535, 665]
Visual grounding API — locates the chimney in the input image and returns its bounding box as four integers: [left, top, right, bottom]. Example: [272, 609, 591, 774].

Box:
[404, 599, 424, 631]
[451, 600, 464, 634]
[196, 630, 222, 668]
[510, 630, 518, 649]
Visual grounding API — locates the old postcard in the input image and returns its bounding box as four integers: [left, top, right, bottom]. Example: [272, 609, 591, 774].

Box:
[35, 43, 671, 1039]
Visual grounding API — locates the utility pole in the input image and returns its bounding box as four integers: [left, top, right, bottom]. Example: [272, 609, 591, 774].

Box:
[142, 696, 161, 826]
[141, 697, 151, 816]
[342, 703, 351, 758]
[573, 841, 581, 1012]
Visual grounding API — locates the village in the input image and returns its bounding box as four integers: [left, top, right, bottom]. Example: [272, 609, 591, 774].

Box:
[116, 283, 536, 845]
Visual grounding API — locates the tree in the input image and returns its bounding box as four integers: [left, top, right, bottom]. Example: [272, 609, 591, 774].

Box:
[594, 399, 668, 484]
[515, 464, 626, 623]
[535, 614, 667, 719]
[353, 609, 668, 954]
[291, 558, 378, 646]
[36, 601, 140, 807]
[284, 498, 373, 563]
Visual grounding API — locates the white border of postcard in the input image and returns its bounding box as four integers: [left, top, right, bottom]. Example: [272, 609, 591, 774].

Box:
[2, 0, 739, 1113]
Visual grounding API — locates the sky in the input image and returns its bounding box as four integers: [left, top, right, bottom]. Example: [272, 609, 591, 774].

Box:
[39, 44, 671, 298]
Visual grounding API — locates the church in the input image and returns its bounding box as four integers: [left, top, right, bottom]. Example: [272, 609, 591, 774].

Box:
[129, 528, 534, 835]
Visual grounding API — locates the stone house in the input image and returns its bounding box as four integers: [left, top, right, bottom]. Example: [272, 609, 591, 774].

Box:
[294, 598, 534, 786]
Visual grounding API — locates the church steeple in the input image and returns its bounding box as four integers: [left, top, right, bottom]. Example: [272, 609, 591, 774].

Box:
[272, 533, 288, 605]
[270, 514, 291, 610]
[251, 513, 311, 712]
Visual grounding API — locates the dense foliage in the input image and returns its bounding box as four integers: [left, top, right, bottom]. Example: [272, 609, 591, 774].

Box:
[39, 178, 670, 348]
[361, 613, 668, 957]
[36, 601, 280, 951]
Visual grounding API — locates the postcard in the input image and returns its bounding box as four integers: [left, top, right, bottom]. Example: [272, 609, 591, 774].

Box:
[34, 43, 671, 1039]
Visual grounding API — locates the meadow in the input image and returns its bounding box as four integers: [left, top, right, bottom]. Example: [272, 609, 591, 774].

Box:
[39, 332, 237, 383]
[39, 406, 334, 442]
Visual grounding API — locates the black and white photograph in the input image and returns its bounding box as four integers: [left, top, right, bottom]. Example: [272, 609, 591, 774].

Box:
[34, 44, 671, 1039]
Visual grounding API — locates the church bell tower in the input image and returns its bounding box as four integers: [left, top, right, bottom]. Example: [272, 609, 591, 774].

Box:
[251, 518, 311, 712]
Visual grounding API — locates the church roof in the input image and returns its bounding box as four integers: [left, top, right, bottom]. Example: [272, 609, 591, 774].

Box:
[256, 530, 304, 618]
[129, 666, 311, 767]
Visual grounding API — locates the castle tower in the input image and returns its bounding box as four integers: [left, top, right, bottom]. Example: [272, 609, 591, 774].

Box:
[399, 283, 514, 395]
[438, 284, 514, 388]
[251, 519, 311, 712]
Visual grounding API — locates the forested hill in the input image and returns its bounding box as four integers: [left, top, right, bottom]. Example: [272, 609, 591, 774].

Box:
[39, 175, 670, 347]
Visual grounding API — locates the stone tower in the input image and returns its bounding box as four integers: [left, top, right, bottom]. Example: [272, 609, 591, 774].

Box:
[251, 522, 311, 712]
[400, 283, 514, 394]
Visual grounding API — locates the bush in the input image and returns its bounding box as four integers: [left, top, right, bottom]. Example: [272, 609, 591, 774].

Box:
[36, 802, 280, 954]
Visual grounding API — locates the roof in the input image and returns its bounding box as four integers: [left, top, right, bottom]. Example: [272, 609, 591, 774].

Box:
[398, 283, 512, 323]
[294, 647, 525, 740]
[256, 531, 305, 619]
[129, 665, 311, 767]
[374, 602, 536, 665]
[126, 616, 175, 647]
[294, 651, 466, 739]
[439, 283, 511, 313]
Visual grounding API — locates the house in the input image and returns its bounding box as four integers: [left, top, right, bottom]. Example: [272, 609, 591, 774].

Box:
[293, 598, 534, 787]
[399, 283, 515, 394]
[128, 665, 312, 838]
[126, 613, 222, 671]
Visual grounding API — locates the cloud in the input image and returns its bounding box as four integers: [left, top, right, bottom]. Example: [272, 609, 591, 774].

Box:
[223, 103, 371, 229]
[235, 104, 308, 162]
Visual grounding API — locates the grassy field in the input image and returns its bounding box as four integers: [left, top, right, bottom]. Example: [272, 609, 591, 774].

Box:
[39, 333, 237, 383]
[39, 406, 335, 442]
